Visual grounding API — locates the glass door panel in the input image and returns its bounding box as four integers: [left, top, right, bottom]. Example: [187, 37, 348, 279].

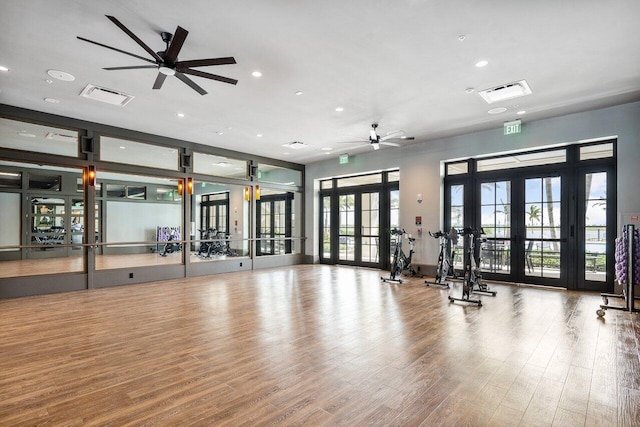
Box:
[338, 194, 355, 261]
[584, 172, 607, 282]
[360, 192, 379, 263]
[480, 181, 511, 274]
[449, 184, 465, 270]
[321, 196, 331, 260]
[524, 177, 562, 279]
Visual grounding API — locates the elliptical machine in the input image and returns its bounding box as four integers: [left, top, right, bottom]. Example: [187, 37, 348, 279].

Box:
[381, 228, 421, 284]
[448, 227, 496, 306]
[425, 227, 459, 288]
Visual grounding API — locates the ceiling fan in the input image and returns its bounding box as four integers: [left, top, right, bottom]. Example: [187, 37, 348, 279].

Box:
[340, 123, 415, 150]
[77, 15, 237, 95]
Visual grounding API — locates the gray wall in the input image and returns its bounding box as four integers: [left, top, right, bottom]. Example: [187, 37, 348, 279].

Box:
[305, 101, 640, 265]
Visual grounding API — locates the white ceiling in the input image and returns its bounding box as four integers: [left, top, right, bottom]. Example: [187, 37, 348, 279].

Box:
[1, 0, 639, 165]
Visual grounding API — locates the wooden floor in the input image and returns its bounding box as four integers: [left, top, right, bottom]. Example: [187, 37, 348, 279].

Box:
[0, 265, 638, 426]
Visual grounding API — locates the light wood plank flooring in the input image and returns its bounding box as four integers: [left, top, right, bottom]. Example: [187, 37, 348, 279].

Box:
[0, 265, 638, 426]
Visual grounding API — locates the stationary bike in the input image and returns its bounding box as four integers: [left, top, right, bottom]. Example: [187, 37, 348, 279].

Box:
[425, 227, 459, 288]
[448, 227, 496, 306]
[381, 228, 420, 284]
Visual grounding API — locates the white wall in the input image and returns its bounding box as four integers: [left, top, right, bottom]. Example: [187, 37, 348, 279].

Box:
[106, 201, 182, 243]
[0, 193, 20, 249]
[305, 101, 640, 265]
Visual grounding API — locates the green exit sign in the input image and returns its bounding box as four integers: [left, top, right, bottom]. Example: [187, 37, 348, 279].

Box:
[504, 119, 522, 135]
[339, 154, 349, 164]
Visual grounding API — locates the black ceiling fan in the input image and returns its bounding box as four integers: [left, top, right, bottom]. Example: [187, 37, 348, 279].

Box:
[339, 123, 415, 150]
[77, 15, 237, 95]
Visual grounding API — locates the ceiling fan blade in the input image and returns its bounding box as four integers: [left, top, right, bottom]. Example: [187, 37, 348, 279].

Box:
[178, 68, 238, 85]
[105, 15, 163, 62]
[153, 72, 167, 89]
[175, 57, 236, 68]
[77, 36, 157, 64]
[369, 129, 378, 140]
[384, 136, 415, 142]
[175, 72, 207, 95]
[164, 26, 188, 63]
[381, 131, 404, 141]
[380, 141, 401, 147]
[103, 65, 158, 71]
[336, 140, 368, 144]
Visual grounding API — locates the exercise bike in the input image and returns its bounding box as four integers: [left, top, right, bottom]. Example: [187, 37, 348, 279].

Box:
[381, 228, 421, 284]
[425, 227, 459, 288]
[448, 227, 496, 306]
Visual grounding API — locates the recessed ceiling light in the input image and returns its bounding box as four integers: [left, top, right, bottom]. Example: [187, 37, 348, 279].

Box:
[335, 107, 344, 112]
[256, 133, 263, 137]
[44, 97, 60, 104]
[252, 71, 262, 77]
[18, 131, 36, 138]
[283, 152, 290, 156]
[295, 91, 303, 96]
[458, 35, 466, 41]
[516, 110, 526, 115]
[119, 146, 126, 149]
[45, 79, 53, 84]
[465, 88, 475, 93]
[0, 65, 9, 72]
[324, 152, 332, 155]
[475, 60, 488, 68]
[176, 113, 185, 118]
[321, 147, 333, 151]
[216, 131, 224, 135]
[488, 107, 507, 114]
[47, 69, 75, 81]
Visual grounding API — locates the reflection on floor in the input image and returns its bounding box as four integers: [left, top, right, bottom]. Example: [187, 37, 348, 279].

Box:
[0, 252, 254, 279]
[0, 265, 638, 425]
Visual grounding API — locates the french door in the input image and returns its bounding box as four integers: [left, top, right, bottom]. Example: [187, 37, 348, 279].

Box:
[445, 142, 615, 291]
[336, 191, 381, 266]
[320, 171, 399, 269]
[479, 174, 567, 287]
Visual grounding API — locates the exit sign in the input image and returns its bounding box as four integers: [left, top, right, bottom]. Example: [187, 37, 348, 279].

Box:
[339, 154, 349, 164]
[504, 119, 522, 135]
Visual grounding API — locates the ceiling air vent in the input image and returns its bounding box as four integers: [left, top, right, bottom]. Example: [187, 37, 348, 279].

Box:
[79, 84, 134, 107]
[45, 132, 77, 143]
[478, 79, 532, 104]
[282, 141, 308, 150]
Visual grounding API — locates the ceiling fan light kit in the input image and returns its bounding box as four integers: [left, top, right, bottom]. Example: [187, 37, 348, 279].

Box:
[78, 15, 238, 95]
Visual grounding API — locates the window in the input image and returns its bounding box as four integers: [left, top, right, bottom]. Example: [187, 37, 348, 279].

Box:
[477, 149, 566, 172]
[29, 173, 61, 191]
[193, 152, 247, 179]
[0, 118, 79, 157]
[580, 143, 614, 160]
[258, 164, 302, 186]
[100, 136, 179, 170]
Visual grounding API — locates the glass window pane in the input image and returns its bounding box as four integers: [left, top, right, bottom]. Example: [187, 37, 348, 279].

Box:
[586, 172, 607, 200]
[525, 179, 541, 203]
[0, 171, 22, 189]
[585, 201, 607, 227]
[447, 162, 468, 175]
[481, 183, 495, 205]
[258, 164, 302, 186]
[450, 185, 463, 206]
[0, 117, 78, 157]
[387, 170, 400, 182]
[29, 174, 61, 191]
[543, 177, 561, 202]
[100, 136, 179, 170]
[477, 149, 566, 172]
[580, 143, 614, 160]
[193, 152, 247, 179]
[337, 173, 382, 187]
[321, 180, 333, 189]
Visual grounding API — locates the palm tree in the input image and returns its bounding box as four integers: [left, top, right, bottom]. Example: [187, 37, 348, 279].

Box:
[527, 204, 541, 226]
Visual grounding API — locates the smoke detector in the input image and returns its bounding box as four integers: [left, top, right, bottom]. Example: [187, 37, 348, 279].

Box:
[79, 84, 134, 107]
[478, 80, 532, 104]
